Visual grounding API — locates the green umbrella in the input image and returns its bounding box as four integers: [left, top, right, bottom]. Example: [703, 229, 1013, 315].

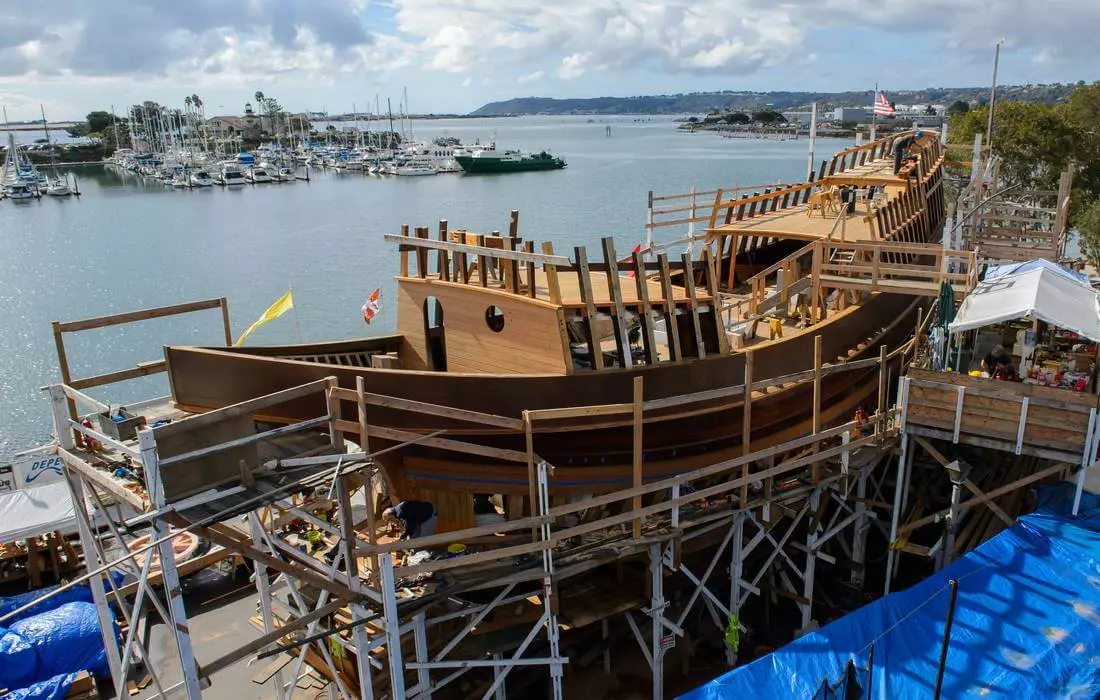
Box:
[939, 280, 956, 331]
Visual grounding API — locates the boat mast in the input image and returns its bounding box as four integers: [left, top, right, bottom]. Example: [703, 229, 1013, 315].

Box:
[403, 86, 412, 142]
[806, 101, 818, 181]
[986, 39, 1003, 151]
[870, 82, 878, 142]
[387, 98, 396, 151]
[40, 104, 57, 177]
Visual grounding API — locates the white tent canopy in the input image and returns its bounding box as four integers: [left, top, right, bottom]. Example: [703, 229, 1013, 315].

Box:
[948, 266, 1100, 342]
[0, 481, 81, 543]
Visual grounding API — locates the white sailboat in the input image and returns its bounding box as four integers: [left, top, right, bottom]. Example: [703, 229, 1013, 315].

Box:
[40, 107, 71, 196]
[2, 133, 36, 200]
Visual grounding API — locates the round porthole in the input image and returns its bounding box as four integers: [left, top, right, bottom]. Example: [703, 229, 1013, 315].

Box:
[485, 305, 505, 332]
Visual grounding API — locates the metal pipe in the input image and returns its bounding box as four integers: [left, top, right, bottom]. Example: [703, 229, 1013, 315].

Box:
[932, 579, 960, 699]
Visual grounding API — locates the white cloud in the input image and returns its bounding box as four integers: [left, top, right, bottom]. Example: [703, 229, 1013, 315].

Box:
[517, 70, 544, 85]
[460, 76, 472, 87]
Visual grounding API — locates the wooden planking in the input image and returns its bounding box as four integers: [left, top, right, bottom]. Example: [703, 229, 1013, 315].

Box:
[574, 247, 606, 372]
[396, 278, 569, 374]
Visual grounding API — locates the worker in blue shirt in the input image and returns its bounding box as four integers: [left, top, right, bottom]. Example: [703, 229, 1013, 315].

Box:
[382, 500, 437, 540]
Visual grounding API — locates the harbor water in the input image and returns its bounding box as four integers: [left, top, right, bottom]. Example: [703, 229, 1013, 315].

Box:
[0, 115, 848, 458]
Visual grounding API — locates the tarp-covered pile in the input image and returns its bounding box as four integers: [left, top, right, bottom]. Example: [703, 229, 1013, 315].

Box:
[0, 580, 118, 699]
[680, 487, 1100, 699]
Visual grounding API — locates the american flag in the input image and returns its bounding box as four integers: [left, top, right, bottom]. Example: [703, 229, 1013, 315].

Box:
[873, 91, 896, 118]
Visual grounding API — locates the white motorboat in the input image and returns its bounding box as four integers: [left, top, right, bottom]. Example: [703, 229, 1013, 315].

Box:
[4, 182, 35, 200]
[190, 171, 214, 187]
[45, 177, 71, 196]
[247, 165, 273, 183]
[394, 156, 438, 176]
[220, 163, 247, 186]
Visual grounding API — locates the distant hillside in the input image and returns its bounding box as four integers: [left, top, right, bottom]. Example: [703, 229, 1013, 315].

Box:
[470, 84, 1079, 116]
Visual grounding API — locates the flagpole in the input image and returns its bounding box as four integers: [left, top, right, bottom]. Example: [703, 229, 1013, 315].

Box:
[870, 82, 878, 142]
[290, 287, 303, 342]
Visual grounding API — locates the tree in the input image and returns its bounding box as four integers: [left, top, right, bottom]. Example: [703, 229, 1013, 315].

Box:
[254, 90, 266, 134]
[751, 110, 786, 125]
[86, 111, 113, 133]
[924, 105, 937, 116]
[947, 100, 970, 117]
[1077, 199, 1100, 268]
[65, 123, 90, 138]
[724, 112, 751, 124]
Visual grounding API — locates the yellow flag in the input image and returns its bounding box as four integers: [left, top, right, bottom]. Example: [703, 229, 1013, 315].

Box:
[234, 290, 294, 346]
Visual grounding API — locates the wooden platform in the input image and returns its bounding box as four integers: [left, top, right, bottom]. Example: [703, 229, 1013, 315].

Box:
[819, 158, 909, 189]
[708, 202, 877, 243]
[902, 368, 1098, 463]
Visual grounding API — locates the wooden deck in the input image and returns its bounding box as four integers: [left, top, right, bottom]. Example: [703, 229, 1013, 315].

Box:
[820, 158, 909, 189]
[709, 201, 877, 243]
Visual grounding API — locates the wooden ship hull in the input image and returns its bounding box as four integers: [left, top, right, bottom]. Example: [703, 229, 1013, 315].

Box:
[163, 131, 949, 529]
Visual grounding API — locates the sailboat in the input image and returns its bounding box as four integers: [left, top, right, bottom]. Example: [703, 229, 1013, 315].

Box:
[2, 133, 36, 200]
[40, 107, 71, 196]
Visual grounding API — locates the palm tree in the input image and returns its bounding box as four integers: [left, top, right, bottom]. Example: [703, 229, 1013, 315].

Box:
[254, 91, 266, 136]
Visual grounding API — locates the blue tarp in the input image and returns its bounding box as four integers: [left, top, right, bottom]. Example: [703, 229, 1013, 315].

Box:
[0, 602, 114, 691]
[680, 487, 1100, 700]
[3, 672, 80, 700]
[0, 572, 124, 625]
[985, 259, 1090, 286]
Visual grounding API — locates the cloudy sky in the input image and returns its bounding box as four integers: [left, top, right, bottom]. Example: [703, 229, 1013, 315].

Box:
[0, 0, 1096, 121]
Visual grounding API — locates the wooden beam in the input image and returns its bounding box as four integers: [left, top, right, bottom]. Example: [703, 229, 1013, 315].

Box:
[69, 360, 167, 391]
[542, 242, 563, 305]
[632, 249, 659, 365]
[741, 350, 754, 506]
[400, 224, 410, 277]
[383, 234, 570, 266]
[414, 226, 429, 278]
[438, 220, 450, 282]
[574, 246, 605, 371]
[155, 378, 332, 438]
[657, 253, 682, 362]
[56, 298, 226, 333]
[701, 248, 729, 354]
[601, 238, 632, 366]
[524, 241, 537, 298]
[681, 252, 706, 359]
[219, 297, 232, 346]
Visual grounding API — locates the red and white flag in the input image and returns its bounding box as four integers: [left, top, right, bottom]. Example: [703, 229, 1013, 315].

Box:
[873, 91, 896, 118]
[361, 288, 382, 324]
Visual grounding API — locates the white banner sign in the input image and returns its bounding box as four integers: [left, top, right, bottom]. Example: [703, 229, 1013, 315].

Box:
[7, 447, 65, 490]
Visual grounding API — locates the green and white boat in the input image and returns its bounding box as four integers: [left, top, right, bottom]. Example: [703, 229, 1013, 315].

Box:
[454, 149, 566, 174]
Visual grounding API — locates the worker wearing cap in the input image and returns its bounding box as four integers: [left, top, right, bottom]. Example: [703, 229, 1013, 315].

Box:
[383, 500, 437, 540]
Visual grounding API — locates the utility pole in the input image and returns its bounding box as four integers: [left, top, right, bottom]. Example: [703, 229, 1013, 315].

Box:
[986, 40, 1003, 151]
